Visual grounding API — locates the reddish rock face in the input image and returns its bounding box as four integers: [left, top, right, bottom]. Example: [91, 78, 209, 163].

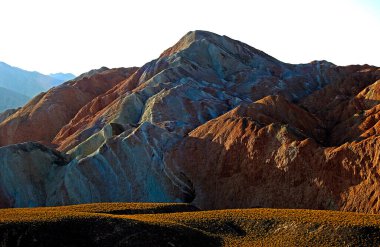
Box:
[300, 66, 380, 146]
[0, 30, 379, 213]
[0, 67, 138, 147]
[165, 95, 380, 211]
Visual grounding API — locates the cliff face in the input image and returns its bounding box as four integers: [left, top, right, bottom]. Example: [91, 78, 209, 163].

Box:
[0, 31, 379, 212]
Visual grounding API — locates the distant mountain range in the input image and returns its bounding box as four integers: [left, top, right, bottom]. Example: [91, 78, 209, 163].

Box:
[0, 61, 75, 111]
[49, 72, 77, 86]
[0, 87, 29, 112]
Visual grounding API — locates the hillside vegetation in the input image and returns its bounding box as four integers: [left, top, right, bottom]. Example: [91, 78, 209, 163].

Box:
[1, 202, 380, 246]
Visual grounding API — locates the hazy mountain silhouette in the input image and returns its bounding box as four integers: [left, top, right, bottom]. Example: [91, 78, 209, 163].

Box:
[49, 72, 76, 86]
[0, 87, 29, 112]
[0, 61, 73, 97]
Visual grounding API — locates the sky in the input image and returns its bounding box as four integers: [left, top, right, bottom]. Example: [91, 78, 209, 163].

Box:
[0, 0, 379, 75]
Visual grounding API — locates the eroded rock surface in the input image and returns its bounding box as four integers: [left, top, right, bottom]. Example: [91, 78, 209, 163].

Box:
[0, 30, 379, 212]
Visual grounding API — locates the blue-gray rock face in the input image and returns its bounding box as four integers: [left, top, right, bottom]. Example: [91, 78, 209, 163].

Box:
[0, 142, 69, 207]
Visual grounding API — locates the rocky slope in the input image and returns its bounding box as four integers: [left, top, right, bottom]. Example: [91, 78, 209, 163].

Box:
[0, 31, 379, 213]
[166, 95, 380, 211]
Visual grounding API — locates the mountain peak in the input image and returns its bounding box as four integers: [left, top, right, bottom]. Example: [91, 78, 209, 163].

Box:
[159, 30, 279, 67]
[159, 30, 221, 58]
[183, 30, 222, 41]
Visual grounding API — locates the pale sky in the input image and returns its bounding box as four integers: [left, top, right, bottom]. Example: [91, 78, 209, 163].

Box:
[0, 0, 379, 75]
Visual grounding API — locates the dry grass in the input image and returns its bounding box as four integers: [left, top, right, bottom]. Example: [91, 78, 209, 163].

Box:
[1, 203, 380, 246]
[0, 202, 197, 223]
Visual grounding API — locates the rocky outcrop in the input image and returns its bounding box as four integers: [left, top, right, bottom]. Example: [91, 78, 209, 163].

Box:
[0, 123, 193, 208]
[46, 122, 192, 206]
[0, 30, 379, 213]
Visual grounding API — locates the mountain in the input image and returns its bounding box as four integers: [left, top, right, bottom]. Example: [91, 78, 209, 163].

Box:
[0, 31, 379, 213]
[49, 72, 76, 86]
[0, 87, 29, 112]
[0, 61, 72, 97]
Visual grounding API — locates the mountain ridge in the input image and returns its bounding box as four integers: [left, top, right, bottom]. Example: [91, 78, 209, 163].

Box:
[0, 30, 379, 214]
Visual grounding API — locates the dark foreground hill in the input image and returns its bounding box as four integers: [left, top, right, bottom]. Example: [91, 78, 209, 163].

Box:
[1, 202, 380, 246]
